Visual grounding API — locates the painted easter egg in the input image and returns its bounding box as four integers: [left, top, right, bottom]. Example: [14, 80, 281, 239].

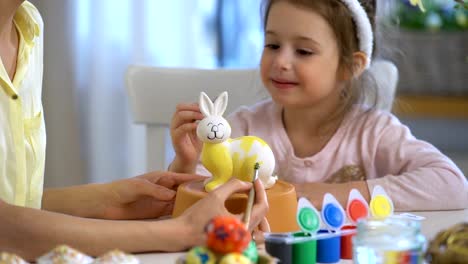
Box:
[186, 246, 217, 264]
[242, 240, 258, 263]
[0, 252, 29, 264]
[93, 249, 139, 264]
[205, 216, 251, 254]
[219, 253, 252, 264]
[36, 245, 93, 264]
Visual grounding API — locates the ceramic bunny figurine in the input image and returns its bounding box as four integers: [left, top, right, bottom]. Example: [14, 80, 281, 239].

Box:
[197, 91, 277, 192]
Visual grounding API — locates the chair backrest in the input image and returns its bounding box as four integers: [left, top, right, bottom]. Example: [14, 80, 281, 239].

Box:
[366, 59, 399, 110]
[125, 62, 398, 171]
[125, 66, 266, 171]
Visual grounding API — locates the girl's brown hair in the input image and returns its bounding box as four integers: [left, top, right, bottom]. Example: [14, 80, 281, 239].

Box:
[261, 0, 379, 128]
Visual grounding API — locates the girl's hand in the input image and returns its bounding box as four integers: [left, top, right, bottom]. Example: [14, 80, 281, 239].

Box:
[169, 103, 205, 173]
[176, 178, 269, 248]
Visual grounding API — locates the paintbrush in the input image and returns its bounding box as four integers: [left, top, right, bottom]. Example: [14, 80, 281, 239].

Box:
[243, 162, 260, 229]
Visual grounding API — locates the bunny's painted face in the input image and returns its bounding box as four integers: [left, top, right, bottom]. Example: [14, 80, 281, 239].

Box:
[197, 117, 232, 143]
[196, 91, 232, 144]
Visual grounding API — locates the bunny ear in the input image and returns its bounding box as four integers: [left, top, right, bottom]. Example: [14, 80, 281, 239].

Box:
[199, 92, 214, 117]
[213, 91, 228, 116]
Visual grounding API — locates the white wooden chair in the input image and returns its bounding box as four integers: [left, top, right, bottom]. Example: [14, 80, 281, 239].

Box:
[125, 66, 267, 171]
[125, 61, 397, 172]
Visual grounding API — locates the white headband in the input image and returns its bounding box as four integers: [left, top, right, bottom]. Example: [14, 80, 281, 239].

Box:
[339, 0, 373, 68]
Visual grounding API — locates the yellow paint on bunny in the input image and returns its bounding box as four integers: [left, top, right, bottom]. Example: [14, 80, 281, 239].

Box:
[201, 142, 233, 192]
[232, 147, 259, 182]
[239, 136, 268, 151]
[204, 136, 268, 191]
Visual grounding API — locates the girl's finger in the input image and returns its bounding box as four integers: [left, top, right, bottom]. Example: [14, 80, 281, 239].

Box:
[171, 110, 204, 130]
[175, 103, 200, 112]
[172, 123, 198, 141]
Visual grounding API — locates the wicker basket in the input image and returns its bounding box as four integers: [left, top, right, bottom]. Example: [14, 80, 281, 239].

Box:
[386, 30, 468, 95]
[425, 222, 468, 263]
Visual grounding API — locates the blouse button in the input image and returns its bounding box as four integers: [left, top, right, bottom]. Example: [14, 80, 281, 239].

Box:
[304, 160, 313, 167]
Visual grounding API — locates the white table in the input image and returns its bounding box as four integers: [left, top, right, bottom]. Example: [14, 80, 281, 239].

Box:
[135, 210, 468, 264]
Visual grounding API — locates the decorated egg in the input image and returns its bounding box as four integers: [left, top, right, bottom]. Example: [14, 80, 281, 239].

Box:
[36, 245, 93, 264]
[205, 216, 251, 254]
[186, 246, 216, 264]
[241, 240, 258, 263]
[92, 249, 139, 264]
[219, 253, 252, 264]
[0, 252, 29, 264]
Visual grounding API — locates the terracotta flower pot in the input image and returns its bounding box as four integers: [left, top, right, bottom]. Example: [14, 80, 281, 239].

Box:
[172, 179, 299, 233]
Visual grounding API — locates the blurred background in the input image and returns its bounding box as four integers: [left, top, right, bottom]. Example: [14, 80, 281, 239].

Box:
[28, 0, 467, 187]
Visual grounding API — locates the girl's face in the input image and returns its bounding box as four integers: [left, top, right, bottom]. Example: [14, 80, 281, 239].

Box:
[260, 1, 343, 110]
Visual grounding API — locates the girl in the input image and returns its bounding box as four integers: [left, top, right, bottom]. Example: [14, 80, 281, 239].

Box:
[169, 0, 467, 211]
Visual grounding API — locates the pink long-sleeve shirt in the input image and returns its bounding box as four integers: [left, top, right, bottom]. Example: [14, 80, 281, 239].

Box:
[219, 99, 467, 211]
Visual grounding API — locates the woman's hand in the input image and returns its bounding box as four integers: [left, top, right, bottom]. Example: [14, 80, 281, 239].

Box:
[169, 103, 205, 173]
[43, 171, 204, 220]
[175, 178, 270, 249]
[96, 171, 207, 219]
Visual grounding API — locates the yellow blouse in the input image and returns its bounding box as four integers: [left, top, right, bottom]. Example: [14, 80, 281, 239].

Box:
[0, 1, 45, 208]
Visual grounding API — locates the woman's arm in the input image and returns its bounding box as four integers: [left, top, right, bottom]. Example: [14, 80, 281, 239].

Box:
[42, 171, 203, 219]
[2, 178, 268, 261]
[0, 200, 192, 261]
